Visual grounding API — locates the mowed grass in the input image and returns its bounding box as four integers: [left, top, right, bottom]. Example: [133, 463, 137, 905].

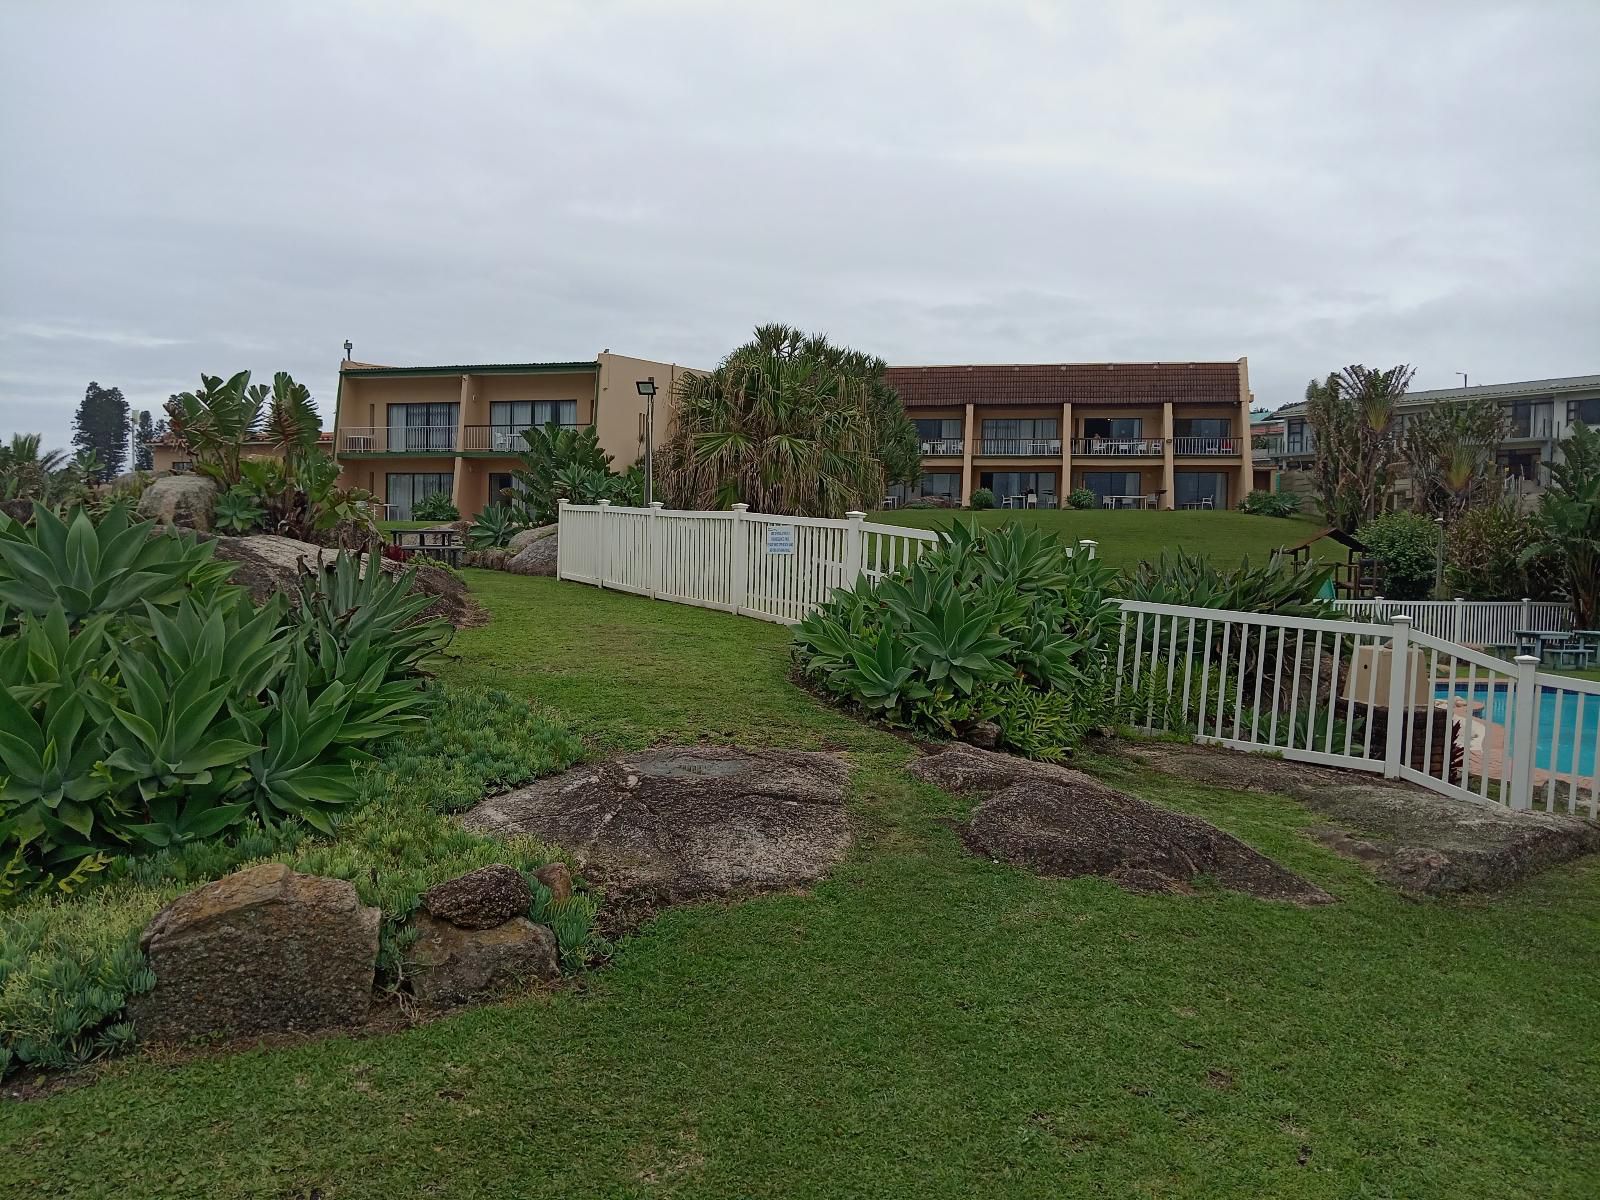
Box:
[870, 508, 1338, 573]
[4, 574, 1598, 1199]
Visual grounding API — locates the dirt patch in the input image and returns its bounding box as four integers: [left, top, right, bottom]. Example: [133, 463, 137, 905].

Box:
[911, 744, 1333, 904]
[460, 746, 853, 909]
[1114, 740, 1600, 895]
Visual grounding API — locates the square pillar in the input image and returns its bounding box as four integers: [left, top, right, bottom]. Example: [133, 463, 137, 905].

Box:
[961, 403, 975, 502]
[1161, 400, 1176, 509]
[1060, 401, 1072, 504]
[1237, 357, 1254, 510]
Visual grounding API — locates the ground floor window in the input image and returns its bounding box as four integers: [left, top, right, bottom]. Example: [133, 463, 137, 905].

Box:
[1175, 471, 1228, 508]
[386, 472, 453, 520]
[979, 472, 1056, 506]
[886, 471, 961, 505]
[1080, 471, 1143, 503]
[1497, 450, 1542, 482]
[488, 471, 535, 510]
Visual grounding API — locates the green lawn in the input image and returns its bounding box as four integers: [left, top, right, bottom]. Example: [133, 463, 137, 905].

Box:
[4, 573, 1597, 1199]
[870, 509, 1338, 573]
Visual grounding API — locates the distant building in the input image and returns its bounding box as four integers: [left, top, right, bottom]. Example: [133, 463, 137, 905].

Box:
[151, 431, 334, 475]
[882, 359, 1267, 509]
[1265, 373, 1600, 505]
[330, 353, 694, 520]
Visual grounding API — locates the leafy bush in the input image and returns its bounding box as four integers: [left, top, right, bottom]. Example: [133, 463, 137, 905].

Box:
[213, 484, 265, 533]
[0, 504, 450, 891]
[1067, 487, 1097, 510]
[0, 685, 594, 1078]
[794, 522, 1118, 756]
[1522, 421, 1599, 626]
[969, 487, 996, 510]
[1444, 502, 1554, 600]
[238, 451, 378, 543]
[410, 492, 460, 522]
[1123, 547, 1337, 618]
[1357, 510, 1440, 599]
[1239, 490, 1302, 518]
[466, 504, 525, 550]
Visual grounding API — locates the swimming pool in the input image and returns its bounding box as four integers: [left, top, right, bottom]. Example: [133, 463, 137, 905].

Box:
[1433, 682, 1599, 776]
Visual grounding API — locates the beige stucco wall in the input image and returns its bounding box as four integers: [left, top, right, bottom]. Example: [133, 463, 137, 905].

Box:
[337, 374, 465, 435]
[595, 353, 697, 470]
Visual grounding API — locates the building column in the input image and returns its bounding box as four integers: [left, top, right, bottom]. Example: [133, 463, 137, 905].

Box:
[1060, 401, 1072, 504]
[1161, 400, 1176, 509]
[1236, 357, 1254, 509]
[960, 403, 975, 502]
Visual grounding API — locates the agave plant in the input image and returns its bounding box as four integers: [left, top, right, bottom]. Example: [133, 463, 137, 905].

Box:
[466, 505, 524, 550]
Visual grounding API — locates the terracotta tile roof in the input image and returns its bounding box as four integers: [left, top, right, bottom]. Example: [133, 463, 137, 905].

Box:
[884, 362, 1244, 408]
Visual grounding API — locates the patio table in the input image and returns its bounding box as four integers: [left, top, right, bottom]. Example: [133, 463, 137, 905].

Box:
[1514, 628, 1594, 667]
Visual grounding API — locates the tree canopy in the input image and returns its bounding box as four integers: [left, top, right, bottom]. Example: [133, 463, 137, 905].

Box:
[658, 324, 919, 517]
[71, 381, 129, 481]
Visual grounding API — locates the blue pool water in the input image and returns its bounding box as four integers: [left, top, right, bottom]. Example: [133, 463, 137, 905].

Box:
[1433, 683, 1599, 776]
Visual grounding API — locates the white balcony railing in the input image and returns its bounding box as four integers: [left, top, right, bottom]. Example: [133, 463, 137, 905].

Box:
[462, 423, 582, 452]
[1172, 435, 1241, 456]
[918, 438, 964, 456]
[978, 438, 1062, 456]
[338, 426, 458, 453]
[1072, 437, 1164, 456]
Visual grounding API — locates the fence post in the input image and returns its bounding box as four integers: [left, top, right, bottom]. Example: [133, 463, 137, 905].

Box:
[1507, 655, 1539, 811]
[596, 499, 611, 589]
[1078, 538, 1098, 560]
[730, 503, 749, 614]
[648, 501, 664, 600]
[556, 498, 568, 580]
[1452, 596, 1465, 644]
[1520, 596, 1531, 630]
[843, 510, 866, 583]
[1382, 616, 1411, 778]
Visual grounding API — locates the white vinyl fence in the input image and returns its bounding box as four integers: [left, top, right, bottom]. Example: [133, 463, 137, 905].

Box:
[557, 501, 953, 625]
[1116, 600, 1598, 816]
[1333, 597, 1573, 649]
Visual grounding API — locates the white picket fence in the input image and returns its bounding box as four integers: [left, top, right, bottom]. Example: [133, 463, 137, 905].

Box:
[1116, 600, 1599, 816]
[1333, 597, 1573, 649]
[557, 501, 949, 624]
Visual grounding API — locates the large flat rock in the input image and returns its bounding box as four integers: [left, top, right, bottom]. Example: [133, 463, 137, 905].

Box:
[1115, 741, 1600, 895]
[460, 746, 853, 904]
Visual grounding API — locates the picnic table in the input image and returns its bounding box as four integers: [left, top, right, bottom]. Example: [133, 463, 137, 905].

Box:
[1513, 628, 1597, 668]
[389, 527, 465, 567]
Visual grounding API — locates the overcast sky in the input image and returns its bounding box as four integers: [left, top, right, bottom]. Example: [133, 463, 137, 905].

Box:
[3, 1, 1597, 451]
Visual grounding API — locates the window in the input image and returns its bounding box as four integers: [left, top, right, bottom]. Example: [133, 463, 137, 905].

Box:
[1175, 471, 1228, 508]
[913, 418, 962, 452]
[490, 399, 578, 432]
[386, 472, 453, 520]
[487, 471, 532, 509]
[978, 472, 1057, 504]
[1497, 450, 1541, 482]
[1568, 397, 1600, 427]
[387, 402, 458, 452]
[980, 418, 1058, 452]
[1081, 417, 1143, 439]
[887, 471, 961, 504]
[171, 460, 192, 474]
[1286, 419, 1314, 455]
[1509, 401, 1553, 439]
[1080, 471, 1142, 502]
[1173, 417, 1230, 438]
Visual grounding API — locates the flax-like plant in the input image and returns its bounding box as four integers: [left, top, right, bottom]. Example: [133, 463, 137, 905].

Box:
[658, 324, 919, 517]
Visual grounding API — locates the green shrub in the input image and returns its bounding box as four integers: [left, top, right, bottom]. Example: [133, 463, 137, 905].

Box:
[1239, 490, 1301, 518]
[1444, 502, 1552, 600]
[0, 685, 593, 1078]
[794, 521, 1118, 757]
[1067, 487, 1097, 510]
[0, 505, 450, 890]
[509, 423, 636, 526]
[968, 487, 996, 510]
[212, 484, 265, 533]
[410, 492, 460, 522]
[1123, 547, 1337, 617]
[1357, 510, 1440, 600]
[467, 505, 524, 550]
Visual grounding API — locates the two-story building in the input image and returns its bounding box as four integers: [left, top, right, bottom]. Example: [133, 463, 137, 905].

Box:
[331, 351, 693, 519]
[1269, 373, 1600, 505]
[881, 359, 1260, 509]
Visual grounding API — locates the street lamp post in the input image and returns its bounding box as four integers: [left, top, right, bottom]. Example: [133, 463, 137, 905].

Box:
[636, 377, 657, 507]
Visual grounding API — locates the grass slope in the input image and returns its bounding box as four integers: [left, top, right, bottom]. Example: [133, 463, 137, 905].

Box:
[4, 573, 1597, 1199]
[869, 509, 1338, 573]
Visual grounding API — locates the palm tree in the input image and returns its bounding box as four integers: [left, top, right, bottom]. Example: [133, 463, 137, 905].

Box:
[1305, 364, 1413, 532]
[658, 324, 919, 517]
[0, 433, 75, 502]
[1523, 422, 1600, 627]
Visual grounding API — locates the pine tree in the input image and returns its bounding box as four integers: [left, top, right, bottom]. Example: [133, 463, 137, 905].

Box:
[71, 381, 130, 480]
[133, 409, 156, 471]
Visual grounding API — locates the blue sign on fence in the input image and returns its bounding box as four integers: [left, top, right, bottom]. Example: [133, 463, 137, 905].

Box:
[765, 525, 795, 555]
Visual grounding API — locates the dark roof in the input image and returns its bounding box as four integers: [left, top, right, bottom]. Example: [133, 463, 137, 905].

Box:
[883, 362, 1243, 408]
[339, 360, 597, 378]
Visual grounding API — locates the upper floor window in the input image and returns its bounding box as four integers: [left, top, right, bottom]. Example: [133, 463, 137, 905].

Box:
[1173, 418, 1231, 438]
[387, 402, 458, 452]
[913, 418, 961, 441]
[982, 418, 1058, 439]
[1568, 397, 1600, 427]
[490, 399, 577, 430]
[1081, 417, 1141, 439]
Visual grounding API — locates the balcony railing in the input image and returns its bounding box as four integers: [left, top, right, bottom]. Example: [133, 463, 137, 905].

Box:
[978, 438, 1062, 456]
[337, 426, 457, 453]
[1072, 437, 1164, 456]
[1172, 436, 1241, 456]
[462, 423, 581, 452]
[918, 438, 964, 456]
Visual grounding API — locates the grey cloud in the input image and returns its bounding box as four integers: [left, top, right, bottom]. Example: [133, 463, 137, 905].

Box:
[2, 0, 1596, 451]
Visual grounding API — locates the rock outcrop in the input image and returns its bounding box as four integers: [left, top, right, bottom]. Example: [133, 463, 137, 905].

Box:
[420, 864, 533, 930]
[505, 525, 556, 554]
[137, 475, 218, 532]
[130, 864, 381, 1043]
[505, 531, 559, 577]
[409, 914, 560, 1007]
